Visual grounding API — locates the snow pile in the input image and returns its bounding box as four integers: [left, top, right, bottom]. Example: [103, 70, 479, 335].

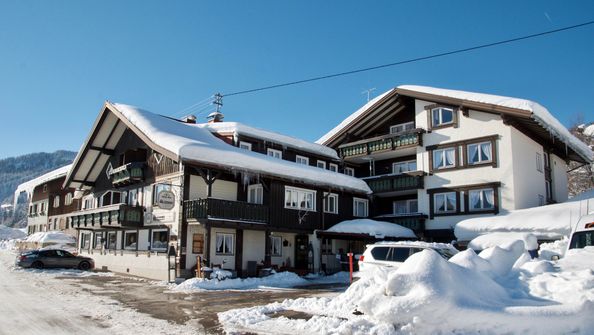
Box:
[210, 268, 233, 280]
[111, 104, 371, 194]
[538, 237, 569, 260]
[174, 271, 309, 291]
[201, 122, 339, 159]
[219, 242, 594, 334]
[25, 231, 76, 244]
[468, 232, 538, 251]
[0, 225, 27, 241]
[583, 124, 594, 137]
[324, 219, 416, 239]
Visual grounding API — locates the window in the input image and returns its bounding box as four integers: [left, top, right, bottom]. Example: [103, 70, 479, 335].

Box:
[353, 198, 369, 217]
[467, 142, 492, 165]
[53, 195, 60, 208]
[468, 189, 494, 211]
[329, 163, 338, 173]
[65, 193, 73, 206]
[431, 107, 454, 127]
[316, 161, 326, 169]
[284, 186, 316, 211]
[270, 236, 282, 257]
[393, 160, 417, 174]
[81, 233, 91, 249]
[83, 196, 94, 210]
[536, 153, 543, 172]
[390, 121, 415, 134]
[94, 233, 103, 249]
[323, 193, 338, 214]
[43, 184, 47, 193]
[239, 141, 252, 151]
[248, 184, 264, 204]
[128, 188, 139, 206]
[393, 199, 418, 214]
[544, 152, 550, 168]
[433, 148, 456, 170]
[434, 192, 457, 213]
[296, 155, 309, 165]
[39, 202, 46, 214]
[124, 231, 137, 250]
[267, 148, 282, 159]
[153, 183, 171, 205]
[344, 167, 355, 177]
[151, 230, 168, 250]
[215, 233, 234, 255]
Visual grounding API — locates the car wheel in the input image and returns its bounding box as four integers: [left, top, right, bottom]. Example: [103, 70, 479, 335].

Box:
[78, 261, 91, 271]
[31, 261, 44, 269]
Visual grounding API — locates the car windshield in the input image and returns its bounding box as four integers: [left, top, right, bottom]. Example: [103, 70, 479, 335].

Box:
[434, 248, 457, 259]
[569, 231, 594, 249]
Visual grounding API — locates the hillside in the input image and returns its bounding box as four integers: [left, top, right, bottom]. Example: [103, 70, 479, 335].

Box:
[568, 124, 594, 197]
[0, 150, 76, 227]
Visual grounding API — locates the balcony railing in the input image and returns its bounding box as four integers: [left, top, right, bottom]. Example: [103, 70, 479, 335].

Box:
[109, 162, 145, 186]
[363, 171, 424, 193]
[70, 204, 143, 229]
[338, 129, 424, 159]
[184, 198, 269, 224]
[375, 214, 426, 232]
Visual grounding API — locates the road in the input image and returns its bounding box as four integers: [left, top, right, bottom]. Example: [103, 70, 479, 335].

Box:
[0, 250, 340, 334]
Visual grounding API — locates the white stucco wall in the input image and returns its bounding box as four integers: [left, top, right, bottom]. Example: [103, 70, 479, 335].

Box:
[510, 127, 547, 209]
[551, 153, 569, 202]
[270, 232, 296, 268]
[80, 249, 171, 281]
[209, 227, 236, 270]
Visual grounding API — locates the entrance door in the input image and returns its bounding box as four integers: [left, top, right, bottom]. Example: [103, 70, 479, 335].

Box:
[294, 235, 309, 270]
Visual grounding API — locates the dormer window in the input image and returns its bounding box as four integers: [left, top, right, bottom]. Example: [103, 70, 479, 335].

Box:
[267, 148, 282, 159]
[431, 107, 454, 127]
[239, 141, 252, 151]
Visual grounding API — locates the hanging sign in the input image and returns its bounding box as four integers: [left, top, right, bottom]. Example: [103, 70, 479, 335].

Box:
[157, 190, 175, 210]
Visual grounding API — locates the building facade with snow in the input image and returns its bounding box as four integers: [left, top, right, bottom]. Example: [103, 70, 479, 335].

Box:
[318, 85, 594, 242]
[63, 102, 371, 280]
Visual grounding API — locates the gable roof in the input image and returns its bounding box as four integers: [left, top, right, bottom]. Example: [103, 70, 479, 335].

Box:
[199, 121, 339, 160]
[14, 164, 72, 206]
[317, 85, 593, 163]
[64, 102, 371, 194]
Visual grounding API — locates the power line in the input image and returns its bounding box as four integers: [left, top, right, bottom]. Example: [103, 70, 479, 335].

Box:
[223, 20, 594, 98]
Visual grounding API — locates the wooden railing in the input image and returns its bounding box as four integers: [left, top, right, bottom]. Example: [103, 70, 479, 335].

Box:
[378, 214, 426, 232]
[184, 198, 269, 224]
[364, 172, 424, 193]
[338, 129, 424, 158]
[70, 204, 143, 229]
[109, 162, 145, 186]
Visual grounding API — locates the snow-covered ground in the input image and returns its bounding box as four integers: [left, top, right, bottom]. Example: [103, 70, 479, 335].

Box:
[219, 240, 594, 334]
[0, 249, 199, 335]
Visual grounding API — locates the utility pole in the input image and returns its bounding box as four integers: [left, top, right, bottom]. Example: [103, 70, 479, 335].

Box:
[213, 93, 223, 113]
[361, 88, 376, 102]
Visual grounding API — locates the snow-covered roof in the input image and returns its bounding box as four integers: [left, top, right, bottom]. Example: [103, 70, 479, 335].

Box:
[13, 164, 72, 207]
[397, 85, 593, 162]
[110, 103, 370, 194]
[200, 122, 339, 160]
[583, 124, 594, 137]
[455, 189, 594, 241]
[324, 219, 416, 239]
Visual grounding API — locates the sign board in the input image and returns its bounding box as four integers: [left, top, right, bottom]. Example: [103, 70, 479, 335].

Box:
[157, 190, 175, 210]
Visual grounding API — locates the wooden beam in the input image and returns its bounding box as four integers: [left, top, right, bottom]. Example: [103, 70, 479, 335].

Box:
[90, 146, 115, 155]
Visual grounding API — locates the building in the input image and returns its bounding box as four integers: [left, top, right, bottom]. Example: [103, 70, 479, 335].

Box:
[14, 165, 79, 235]
[63, 102, 371, 280]
[318, 85, 594, 242]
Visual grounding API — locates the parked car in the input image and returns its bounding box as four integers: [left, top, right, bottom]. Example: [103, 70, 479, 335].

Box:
[568, 213, 594, 251]
[15, 249, 94, 270]
[358, 241, 458, 272]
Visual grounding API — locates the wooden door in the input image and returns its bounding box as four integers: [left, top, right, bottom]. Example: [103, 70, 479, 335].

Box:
[294, 235, 309, 270]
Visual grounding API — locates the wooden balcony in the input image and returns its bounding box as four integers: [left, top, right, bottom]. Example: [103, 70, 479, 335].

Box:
[70, 204, 143, 229]
[109, 162, 144, 187]
[363, 171, 424, 194]
[375, 214, 426, 232]
[338, 129, 424, 159]
[184, 198, 269, 224]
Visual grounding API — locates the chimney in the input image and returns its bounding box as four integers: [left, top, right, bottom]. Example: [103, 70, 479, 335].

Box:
[182, 115, 197, 124]
[207, 111, 224, 123]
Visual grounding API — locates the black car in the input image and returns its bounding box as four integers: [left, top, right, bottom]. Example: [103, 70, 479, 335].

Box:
[16, 249, 94, 270]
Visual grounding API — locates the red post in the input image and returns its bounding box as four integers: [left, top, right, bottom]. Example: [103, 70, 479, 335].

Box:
[347, 252, 353, 283]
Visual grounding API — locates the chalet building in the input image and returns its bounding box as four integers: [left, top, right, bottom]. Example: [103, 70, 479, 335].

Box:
[318, 85, 594, 242]
[63, 102, 371, 280]
[15, 165, 80, 235]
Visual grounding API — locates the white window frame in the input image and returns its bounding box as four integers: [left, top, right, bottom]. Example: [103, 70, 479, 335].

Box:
[247, 184, 264, 204]
[316, 160, 326, 169]
[468, 188, 495, 211]
[82, 195, 95, 210]
[392, 160, 417, 174]
[431, 107, 454, 127]
[295, 155, 309, 165]
[151, 229, 168, 251]
[267, 148, 282, 159]
[329, 163, 339, 172]
[124, 231, 138, 250]
[106, 232, 117, 250]
[93, 233, 103, 249]
[65, 193, 73, 206]
[239, 141, 252, 151]
[323, 193, 339, 214]
[344, 167, 355, 177]
[53, 195, 60, 208]
[433, 148, 456, 169]
[393, 199, 418, 214]
[353, 198, 369, 217]
[215, 232, 234, 255]
[270, 235, 282, 257]
[434, 192, 457, 214]
[536, 153, 543, 172]
[467, 141, 493, 165]
[284, 186, 317, 211]
[80, 232, 91, 249]
[390, 121, 415, 134]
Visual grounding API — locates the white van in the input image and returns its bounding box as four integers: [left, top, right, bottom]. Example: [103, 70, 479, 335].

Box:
[568, 213, 594, 251]
[358, 241, 458, 273]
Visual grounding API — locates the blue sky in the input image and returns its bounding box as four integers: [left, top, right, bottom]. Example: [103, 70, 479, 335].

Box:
[0, 1, 593, 158]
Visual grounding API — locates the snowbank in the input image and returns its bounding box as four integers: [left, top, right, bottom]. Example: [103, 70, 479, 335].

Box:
[323, 219, 416, 239]
[25, 231, 76, 244]
[0, 225, 27, 241]
[468, 232, 538, 251]
[219, 243, 594, 334]
[112, 104, 371, 194]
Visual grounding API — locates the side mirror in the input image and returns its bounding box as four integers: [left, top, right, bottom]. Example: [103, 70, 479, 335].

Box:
[550, 255, 560, 261]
